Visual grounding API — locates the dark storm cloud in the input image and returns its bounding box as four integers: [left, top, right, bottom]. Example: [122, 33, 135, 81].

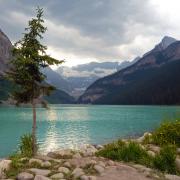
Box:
[0, 0, 171, 61]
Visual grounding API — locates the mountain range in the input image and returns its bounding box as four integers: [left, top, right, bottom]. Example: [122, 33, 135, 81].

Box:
[79, 36, 180, 105]
[0, 29, 74, 104]
[0, 28, 180, 105]
[55, 59, 138, 97]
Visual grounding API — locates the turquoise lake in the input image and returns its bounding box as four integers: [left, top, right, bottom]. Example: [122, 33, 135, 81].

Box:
[0, 105, 179, 158]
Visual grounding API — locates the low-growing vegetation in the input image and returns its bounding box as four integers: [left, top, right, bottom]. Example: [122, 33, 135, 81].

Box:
[5, 133, 37, 178]
[151, 119, 180, 147]
[153, 145, 177, 174]
[96, 141, 153, 167]
[19, 134, 34, 157]
[96, 119, 180, 175]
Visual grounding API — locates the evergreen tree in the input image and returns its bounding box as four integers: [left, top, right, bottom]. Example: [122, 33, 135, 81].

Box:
[7, 7, 63, 155]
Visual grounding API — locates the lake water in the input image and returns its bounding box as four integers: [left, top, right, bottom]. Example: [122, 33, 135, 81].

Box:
[0, 105, 179, 158]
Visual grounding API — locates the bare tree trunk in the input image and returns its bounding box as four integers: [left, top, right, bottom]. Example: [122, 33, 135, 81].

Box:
[32, 100, 37, 156]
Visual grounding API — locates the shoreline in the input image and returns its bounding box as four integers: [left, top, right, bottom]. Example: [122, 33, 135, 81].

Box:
[1, 132, 180, 180]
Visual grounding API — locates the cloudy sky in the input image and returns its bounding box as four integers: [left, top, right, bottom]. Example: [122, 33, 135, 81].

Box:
[0, 0, 180, 66]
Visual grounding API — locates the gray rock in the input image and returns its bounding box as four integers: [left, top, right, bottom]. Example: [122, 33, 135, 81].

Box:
[136, 132, 152, 143]
[41, 161, 51, 168]
[17, 172, 34, 180]
[89, 176, 97, 180]
[177, 148, 180, 154]
[34, 175, 51, 180]
[48, 149, 73, 159]
[94, 165, 104, 174]
[88, 160, 97, 165]
[28, 168, 51, 176]
[148, 144, 160, 153]
[51, 173, 64, 179]
[0, 160, 12, 179]
[165, 174, 180, 180]
[72, 168, 84, 178]
[63, 161, 71, 168]
[73, 153, 81, 159]
[147, 150, 156, 157]
[107, 160, 115, 166]
[98, 161, 105, 168]
[50, 173, 64, 179]
[80, 175, 89, 180]
[175, 158, 180, 171]
[58, 167, 70, 174]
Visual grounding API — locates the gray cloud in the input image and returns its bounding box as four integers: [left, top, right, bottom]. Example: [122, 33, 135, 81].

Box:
[0, 0, 178, 65]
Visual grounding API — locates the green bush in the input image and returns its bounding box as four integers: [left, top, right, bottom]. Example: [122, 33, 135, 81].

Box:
[152, 119, 180, 147]
[19, 134, 34, 157]
[153, 145, 177, 174]
[96, 141, 153, 167]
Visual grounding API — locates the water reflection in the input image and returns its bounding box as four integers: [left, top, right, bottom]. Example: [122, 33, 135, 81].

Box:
[47, 109, 58, 121]
[41, 107, 92, 153]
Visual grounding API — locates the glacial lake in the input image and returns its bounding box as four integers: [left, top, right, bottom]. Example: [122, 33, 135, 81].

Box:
[0, 105, 179, 158]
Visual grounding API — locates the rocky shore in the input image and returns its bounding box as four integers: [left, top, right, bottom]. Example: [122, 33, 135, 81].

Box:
[0, 133, 180, 180]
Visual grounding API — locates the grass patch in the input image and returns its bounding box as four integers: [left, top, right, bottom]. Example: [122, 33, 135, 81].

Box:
[151, 119, 180, 147]
[96, 141, 153, 167]
[153, 145, 178, 174]
[19, 134, 34, 157]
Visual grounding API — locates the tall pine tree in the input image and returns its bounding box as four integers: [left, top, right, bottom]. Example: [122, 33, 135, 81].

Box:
[7, 7, 64, 155]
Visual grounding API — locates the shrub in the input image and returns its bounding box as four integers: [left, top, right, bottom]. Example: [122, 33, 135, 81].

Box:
[153, 145, 177, 174]
[96, 141, 153, 167]
[152, 119, 180, 147]
[19, 134, 34, 157]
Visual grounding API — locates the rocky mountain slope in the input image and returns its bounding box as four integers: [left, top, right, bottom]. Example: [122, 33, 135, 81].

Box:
[56, 59, 138, 97]
[0, 29, 12, 75]
[79, 37, 180, 105]
[0, 29, 74, 104]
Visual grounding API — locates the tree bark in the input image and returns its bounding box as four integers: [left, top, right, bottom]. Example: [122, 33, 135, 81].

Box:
[32, 100, 37, 156]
